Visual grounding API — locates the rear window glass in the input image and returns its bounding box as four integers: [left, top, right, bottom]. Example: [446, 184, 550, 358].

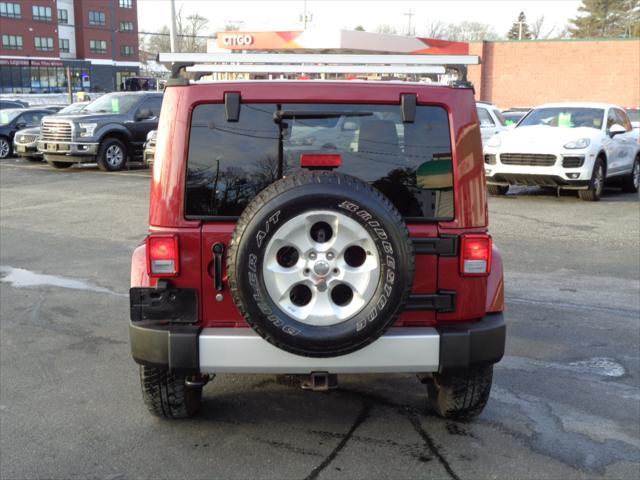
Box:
[186, 103, 453, 220]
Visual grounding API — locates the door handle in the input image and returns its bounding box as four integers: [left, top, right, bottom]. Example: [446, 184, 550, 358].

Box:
[211, 243, 224, 292]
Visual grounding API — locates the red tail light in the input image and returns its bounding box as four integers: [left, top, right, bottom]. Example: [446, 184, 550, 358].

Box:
[300, 153, 342, 168]
[460, 235, 492, 276]
[147, 235, 179, 276]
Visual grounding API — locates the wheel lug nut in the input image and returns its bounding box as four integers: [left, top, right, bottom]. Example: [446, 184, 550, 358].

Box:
[327, 252, 334, 260]
[309, 252, 317, 260]
[333, 268, 339, 274]
[303, 268, 310, 276]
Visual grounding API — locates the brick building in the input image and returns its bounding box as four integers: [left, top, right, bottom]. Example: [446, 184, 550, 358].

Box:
[468, 38, 640, 109]
[0, 0, 140, 93]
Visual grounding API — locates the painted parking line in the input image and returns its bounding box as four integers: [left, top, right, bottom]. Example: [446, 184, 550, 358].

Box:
[0, 162, 151, 178]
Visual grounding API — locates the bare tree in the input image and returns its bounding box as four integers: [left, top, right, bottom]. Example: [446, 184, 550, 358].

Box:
[445, 22, 499, 41]
[423, 19, 448, 39]
[142, 7, 211, 54]
[376, 24, 398, 35]
[530, 15, 557, 39]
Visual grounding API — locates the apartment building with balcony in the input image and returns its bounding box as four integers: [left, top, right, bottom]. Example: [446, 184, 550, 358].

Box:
[0, 0, 140, 93]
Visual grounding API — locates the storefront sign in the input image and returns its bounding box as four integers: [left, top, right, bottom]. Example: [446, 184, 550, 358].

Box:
[216, 31, 303, 50]
[221, 34, 254, 47]
[0, 59, 29, 66]
[30, 60, 64, 67]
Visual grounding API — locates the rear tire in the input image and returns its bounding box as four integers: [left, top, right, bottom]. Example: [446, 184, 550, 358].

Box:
[426, 365, 493, 420]
[140, 366, 202, 419]
[47, 160, 73, 169]
[621, 156, 639, 193]
[97, 138, 127, 171]
[578, 157, 605, 201]
[487, 184, 509, 196]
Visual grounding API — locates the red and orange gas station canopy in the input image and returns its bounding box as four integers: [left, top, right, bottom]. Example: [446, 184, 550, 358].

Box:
[214, 29, 469, 55]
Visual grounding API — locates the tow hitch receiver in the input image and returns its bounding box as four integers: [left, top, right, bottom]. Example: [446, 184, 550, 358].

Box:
[301, 372, 338, 391]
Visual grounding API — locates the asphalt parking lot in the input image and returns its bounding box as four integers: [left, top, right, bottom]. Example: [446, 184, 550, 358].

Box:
[1, 158, 639, 480]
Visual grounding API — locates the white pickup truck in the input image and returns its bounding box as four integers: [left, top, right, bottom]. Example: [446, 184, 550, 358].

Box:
[483, 102, 640, 201]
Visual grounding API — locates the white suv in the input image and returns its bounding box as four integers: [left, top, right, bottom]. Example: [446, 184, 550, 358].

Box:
[476, 102, 508, 146]
[484, 102, 640, 201]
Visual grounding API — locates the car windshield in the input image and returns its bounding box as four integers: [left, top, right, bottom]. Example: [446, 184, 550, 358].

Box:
[0, 109, 22, 125]
[519, 107, 604, 129]
[503, 111, 527, 126]
[82, 94, 140, 114]
[58, 103, 86, 115]
[627, 109, 640, 122]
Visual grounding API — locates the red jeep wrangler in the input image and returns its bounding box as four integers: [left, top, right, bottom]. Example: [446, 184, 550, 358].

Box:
[129, 78, 505, 420]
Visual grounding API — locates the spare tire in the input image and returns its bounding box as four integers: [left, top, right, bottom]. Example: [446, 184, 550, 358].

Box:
[227, 171, 414, 358]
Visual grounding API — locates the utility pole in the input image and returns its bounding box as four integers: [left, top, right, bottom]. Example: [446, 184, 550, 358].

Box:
[169, 0, 178, 52]
[404, 9, 414, 36]
[300, 0, 312, 29]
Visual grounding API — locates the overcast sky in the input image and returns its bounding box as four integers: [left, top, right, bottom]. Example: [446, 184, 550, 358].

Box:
[137, 0, 583, 38]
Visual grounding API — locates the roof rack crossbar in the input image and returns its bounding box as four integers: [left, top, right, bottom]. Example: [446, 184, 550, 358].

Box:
[158, 52, 480, 79]
[185, 65, 446, 74]
[158, 53, 480, 66]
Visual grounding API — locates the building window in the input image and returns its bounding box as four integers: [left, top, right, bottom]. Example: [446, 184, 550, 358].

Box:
[0, 2, 21, 19]
[58, 8, 68, 24]
[88, 11, 105, 26]
[121, 45, 134, 57]
[120, 21, 134, 32]
[34, 36, 54, 51]
[119, 0, 133, 8]
[89, 40, 107, 54]
[32, 5, 52, 21]
[1, 34, 22, 49]
[59, 38, 70, 53]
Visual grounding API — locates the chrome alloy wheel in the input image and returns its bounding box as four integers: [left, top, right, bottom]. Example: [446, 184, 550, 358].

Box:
[263, 210, 381, 326]
[105, 144, 124, 168]
[0, 139, 9, 159]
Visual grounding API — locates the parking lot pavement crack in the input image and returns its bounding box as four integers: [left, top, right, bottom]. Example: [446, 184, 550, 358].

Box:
[331, 388, 463, 480]
[488, 386, 640, 473]
[404, 407, 462, 480]
[304, 401, 372, 480]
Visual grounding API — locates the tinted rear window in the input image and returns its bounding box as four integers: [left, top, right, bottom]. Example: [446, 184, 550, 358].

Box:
[186, 103, 453, 220]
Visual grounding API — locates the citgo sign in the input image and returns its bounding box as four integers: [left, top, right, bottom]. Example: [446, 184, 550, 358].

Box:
[221, 34, 254, 47]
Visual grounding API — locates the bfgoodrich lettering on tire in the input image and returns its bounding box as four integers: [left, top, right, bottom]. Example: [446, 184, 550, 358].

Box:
[227, 171, 414, 357]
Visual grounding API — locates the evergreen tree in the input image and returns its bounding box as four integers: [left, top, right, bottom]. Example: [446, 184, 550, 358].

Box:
[569, 0, 639, 38]
[507, 12, 533, 40]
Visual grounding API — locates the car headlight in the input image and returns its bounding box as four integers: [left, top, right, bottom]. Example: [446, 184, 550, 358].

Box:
[564, 138, 590, 149]
[487, 134, 501, 148]
[78, 122, 97, 138]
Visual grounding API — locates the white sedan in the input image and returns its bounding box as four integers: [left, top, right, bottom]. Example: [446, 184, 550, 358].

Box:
[484, 102, 639, 201]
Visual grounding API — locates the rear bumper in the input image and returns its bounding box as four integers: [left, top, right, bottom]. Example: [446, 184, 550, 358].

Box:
[129, 313, 505, 375]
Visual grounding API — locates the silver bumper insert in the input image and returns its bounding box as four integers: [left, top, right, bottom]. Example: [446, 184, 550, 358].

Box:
[199, 327, 440, 374]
